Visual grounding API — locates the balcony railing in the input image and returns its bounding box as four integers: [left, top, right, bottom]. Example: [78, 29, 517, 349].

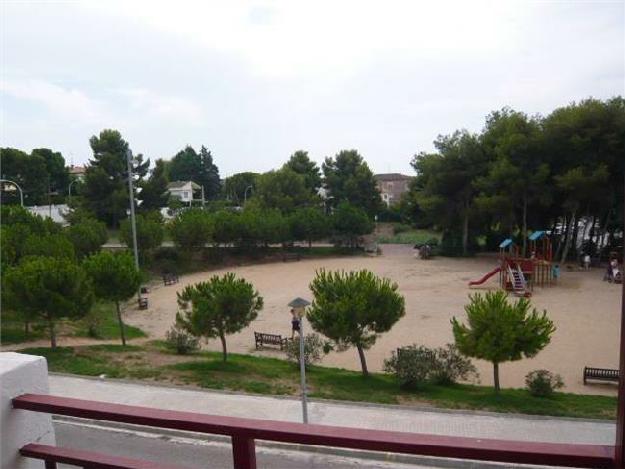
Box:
[13, 393, 615, 468]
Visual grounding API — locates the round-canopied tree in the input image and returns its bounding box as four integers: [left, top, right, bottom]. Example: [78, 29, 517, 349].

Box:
[120, 211, 164, 261]
[308, 269, 405, 376]
[83, 251, 142, 346]
[2, 256, 94, 347]
[169, 208, 213, 254]
[451, 291, 556, 393]
[66, 217, 108, 259]
[176, 273, 263, 361]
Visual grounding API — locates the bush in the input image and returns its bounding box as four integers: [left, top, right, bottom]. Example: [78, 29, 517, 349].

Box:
[430, 344, 478, 385]
[383, 346, 434, 389]
[525, 369, 563, 397]
[165, 326, 200, 355]
[285, 333, 326, 368]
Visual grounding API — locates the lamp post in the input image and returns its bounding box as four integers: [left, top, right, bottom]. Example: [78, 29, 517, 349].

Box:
[68, 179, 79, 202]
[126, 149, 140, 279]
[0, 179, 24, 207]
[288, 297, 311, 424]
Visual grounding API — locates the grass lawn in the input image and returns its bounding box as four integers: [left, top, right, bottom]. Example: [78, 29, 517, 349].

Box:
[19, 342, 617, 420]
[1, 302, 146, 346]
[377, 227, 441, 245]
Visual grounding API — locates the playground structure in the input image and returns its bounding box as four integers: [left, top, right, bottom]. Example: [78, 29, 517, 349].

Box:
[469, 231, 555, 297]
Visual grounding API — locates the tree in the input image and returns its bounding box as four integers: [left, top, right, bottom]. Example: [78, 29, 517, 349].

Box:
[284, 150, 322, 193]
[169, 145, 221, 199]
[322, 150, 382, 215]
[308, 269, 405, 376]
[290, 208, 330, 247]
[23, 233, 76, 261]
[66, 218, 108, 259]
[83, 251, 142, 346]
[169, 209, 213, 253]
[31, 148, 70, 199]
[82, 130, 149, 227]
[0, 148, 49, 205]
[120, 212, 165, 260]
[222, 172, 259, 204]
[411, 131, 488, 256]
[176, 273, 263, 361]
[140, 159, 169, 210]
[255, 168, 312, 213]
[3, 257, 94, 347]
[451, 291, 555, 393]
[332, 202, 374, 248]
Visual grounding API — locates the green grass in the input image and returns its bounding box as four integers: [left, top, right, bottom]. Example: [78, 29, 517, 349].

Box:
[1, 322, 46, 344]
[73, 302, 147, 341]
[18, 343, 618, 420]
[377, 228, 441, 245]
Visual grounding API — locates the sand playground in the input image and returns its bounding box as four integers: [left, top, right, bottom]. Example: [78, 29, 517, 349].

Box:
[123, 244, 622, 396]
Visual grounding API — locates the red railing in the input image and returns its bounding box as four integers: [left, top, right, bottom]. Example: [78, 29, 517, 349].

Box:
[13, 393, 615, 468]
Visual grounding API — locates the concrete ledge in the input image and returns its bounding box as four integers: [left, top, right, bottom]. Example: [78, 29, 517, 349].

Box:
[1, 352, 55, 468]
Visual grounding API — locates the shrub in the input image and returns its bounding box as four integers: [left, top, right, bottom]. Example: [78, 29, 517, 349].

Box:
[383, 346, 434, 389]
[525, 369, 564, 397]
[430, 344, 478, 385]
[285, 333, 326, 368]
[165, 326, 200, 355]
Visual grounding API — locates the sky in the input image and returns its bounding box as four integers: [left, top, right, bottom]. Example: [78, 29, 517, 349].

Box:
[1, 1, 623, 176]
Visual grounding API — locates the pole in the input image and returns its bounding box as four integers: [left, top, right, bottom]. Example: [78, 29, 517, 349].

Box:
[299, 316, 308, 424]
[126, 150, 141, 296]
[0, 179, 24, 207]
[201, 185, 205, 209]
[614, 170, 625, 466]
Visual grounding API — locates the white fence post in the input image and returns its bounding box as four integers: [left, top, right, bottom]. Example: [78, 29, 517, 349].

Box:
[1, 352, 55, 468]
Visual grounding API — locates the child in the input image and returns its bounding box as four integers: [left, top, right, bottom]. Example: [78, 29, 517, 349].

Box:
[290, 308, 301, 338]
[583, 254, 591, 270]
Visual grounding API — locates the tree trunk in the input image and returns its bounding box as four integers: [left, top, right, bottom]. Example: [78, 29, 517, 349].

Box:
[554, 215, 568, 261]
[24, 320, 30, 337]
[561, 210, 577, 264]
[48, 315, 57, 349]
[116, 301, 127, 346]
[356, 344, 369, 377]
[308, 238, 312, 249]
[461, 210, 469, 257]
[521, 194, 528, 257]
[219, 332, 228, 362]
[493, 362, 500, 393]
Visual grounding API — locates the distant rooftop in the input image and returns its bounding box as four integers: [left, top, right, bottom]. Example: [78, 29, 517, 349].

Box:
[374, 173, 412, 181]
[167, 181, 201, 190]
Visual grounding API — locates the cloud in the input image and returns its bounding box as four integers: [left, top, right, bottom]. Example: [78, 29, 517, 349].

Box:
[0, 79, 105, 123]
[114, 88, 205, 123]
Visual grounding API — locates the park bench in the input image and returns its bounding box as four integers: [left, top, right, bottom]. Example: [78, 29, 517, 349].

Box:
[20, 443, 191, 469]
[255, 332, 290, 350]
[583, 366, 620, 384]
[282, 252, 301, 262]
[162, 273, 179, 286]
[138, 297, 148, 310]
[140, 286, 150, 295]
[397, 347, 436, 363]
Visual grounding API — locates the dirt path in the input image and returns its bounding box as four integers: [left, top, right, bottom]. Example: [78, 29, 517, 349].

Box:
[119, 245, 620, 395]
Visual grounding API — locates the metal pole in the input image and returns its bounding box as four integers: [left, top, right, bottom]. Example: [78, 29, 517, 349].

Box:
[299, 316, 308, 424]
[0, 179, 24, 206]
[201, 185, 205, 209]
[614, 169, 625, 466]
[126, 150, 141, 280]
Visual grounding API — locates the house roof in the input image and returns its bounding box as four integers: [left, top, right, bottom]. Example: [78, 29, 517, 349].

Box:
[374, 173, 412, 181]
[167, 181, 201, 190]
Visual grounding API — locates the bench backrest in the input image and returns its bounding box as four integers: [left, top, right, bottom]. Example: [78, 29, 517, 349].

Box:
[255, 332, 283, 343]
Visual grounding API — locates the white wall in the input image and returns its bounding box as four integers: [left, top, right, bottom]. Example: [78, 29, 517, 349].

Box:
[0, 352, 55, 468]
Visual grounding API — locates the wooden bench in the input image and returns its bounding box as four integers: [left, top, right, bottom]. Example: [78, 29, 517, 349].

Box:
[255, 332, 290, 350]
[20, 443, 190, 469]
[162, 273, 179, 286]
[282, 252, 301, 262]
[583, 366, 619, 384]
[138, 297, 149, 310]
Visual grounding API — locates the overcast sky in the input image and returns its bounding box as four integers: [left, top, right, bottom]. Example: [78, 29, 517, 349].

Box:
[1, 1, 623, 175]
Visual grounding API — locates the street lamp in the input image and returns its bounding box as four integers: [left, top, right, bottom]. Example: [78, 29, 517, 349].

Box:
[68, 178, 80, 202]
[126, 149, 140, 283]
[0, 179, 24, 207]
[288, 297, 311, 424]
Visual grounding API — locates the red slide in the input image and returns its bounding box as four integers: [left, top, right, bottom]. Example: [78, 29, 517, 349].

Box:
[469, 267, 501, 286]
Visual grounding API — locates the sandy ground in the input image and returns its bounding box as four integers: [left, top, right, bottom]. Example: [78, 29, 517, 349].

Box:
[119, 244, 622, 396]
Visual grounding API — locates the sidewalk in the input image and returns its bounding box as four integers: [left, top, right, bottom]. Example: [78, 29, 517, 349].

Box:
[49, 374, 615, 445]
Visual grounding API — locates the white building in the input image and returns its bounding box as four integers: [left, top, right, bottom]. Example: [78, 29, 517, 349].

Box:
[166, 181, 201, 204]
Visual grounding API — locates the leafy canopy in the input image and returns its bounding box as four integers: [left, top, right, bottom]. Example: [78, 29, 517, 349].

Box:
[83, 251, 141, 303]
